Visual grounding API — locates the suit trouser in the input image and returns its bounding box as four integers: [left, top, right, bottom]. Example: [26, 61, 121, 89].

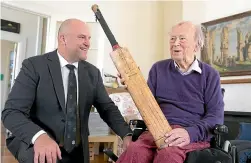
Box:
[17, 143, 84, 163]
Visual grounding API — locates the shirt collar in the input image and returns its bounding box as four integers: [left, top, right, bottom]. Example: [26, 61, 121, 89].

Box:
[57, 50, 78, 69]
[174, 58, 202, 74]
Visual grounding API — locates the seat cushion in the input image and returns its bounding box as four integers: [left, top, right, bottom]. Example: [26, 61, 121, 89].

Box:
[185, 148, 232, 163]
[239, 148, 251, 163]
[230, 140, 251, 163]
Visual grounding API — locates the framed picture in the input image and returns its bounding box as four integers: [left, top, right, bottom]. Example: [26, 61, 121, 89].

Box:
[201, 11, 251, 79]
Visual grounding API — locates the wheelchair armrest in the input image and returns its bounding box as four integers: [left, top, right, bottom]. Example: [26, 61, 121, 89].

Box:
[103, 120, 148, 162]
[221, 140, 251, 163]
[223, 140, 251, 152]
[213, 124, 229, 135]
[129, 119, 147, 141]
[129, 119, 147, 130]
[213, 124, 229, 148]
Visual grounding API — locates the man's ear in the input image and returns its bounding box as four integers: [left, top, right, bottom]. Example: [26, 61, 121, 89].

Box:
[194, 44, 199, 53]
[62, 35, 67, 44]
[59, 34, 67, 45]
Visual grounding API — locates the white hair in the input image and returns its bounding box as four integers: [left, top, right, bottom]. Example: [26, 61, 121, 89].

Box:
[172, 21, 206, 50]
[195, 24, 206, 50]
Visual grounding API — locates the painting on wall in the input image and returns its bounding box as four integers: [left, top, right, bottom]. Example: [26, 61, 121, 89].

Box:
[201, 11, 251, 78]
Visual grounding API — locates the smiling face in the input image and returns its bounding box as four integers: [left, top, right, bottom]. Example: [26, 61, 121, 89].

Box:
[169, 22, 197, 63]
[58, 20, 91, 62]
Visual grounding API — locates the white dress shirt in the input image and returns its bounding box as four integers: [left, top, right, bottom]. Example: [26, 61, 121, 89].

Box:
[174, 59, 202, 75]
[31, 51, 79, 144]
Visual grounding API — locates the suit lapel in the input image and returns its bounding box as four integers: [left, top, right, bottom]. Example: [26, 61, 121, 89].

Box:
[47, 50, 66, 114]
[78, 61, 89, 113]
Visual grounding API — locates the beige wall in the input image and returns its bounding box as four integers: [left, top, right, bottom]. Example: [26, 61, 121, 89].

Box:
[3, 1, 166, 79]
[2, 0, 251, 112]
[163, 1, 183, 59]
[99, 1, 165, 78]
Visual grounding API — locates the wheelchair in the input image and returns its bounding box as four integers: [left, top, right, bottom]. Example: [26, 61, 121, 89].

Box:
[104, 88, 251, 163]
[104, 120, 236, 163]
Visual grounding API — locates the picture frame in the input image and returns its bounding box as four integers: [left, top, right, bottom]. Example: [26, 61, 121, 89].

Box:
[201, 10, 251, 80]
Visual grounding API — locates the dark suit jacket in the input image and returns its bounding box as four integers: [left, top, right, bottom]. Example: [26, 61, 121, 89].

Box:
[1, 50, 132, 163]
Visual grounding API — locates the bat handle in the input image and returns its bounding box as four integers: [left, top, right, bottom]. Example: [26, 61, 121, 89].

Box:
[91, 4, 120, 50]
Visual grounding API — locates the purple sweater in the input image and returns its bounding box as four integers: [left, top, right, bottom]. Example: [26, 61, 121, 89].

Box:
[147, 59, 224, 143]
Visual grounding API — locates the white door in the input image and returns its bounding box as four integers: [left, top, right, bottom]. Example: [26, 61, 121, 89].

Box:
[0, 35, 27, 111]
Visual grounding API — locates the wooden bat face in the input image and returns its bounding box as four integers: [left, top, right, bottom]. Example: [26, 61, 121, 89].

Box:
[109, 47, 172, 149]
[110, 47, 140, 83]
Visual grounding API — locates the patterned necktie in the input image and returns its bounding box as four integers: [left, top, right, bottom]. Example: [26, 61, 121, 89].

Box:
[64, 64, 78, 152]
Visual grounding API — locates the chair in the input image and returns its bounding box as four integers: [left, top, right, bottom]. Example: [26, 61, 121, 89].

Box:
[222, 112, 251, 163]
[104, 120, 234, 163]
[105, 88, 251, 163]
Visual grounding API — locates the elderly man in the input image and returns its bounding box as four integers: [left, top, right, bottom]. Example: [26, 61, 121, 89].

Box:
[116, 21, 224, 163]
[2, 19, 132, 163]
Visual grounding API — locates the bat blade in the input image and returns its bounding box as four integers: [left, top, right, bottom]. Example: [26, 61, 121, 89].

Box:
[110, 47, 172, 148]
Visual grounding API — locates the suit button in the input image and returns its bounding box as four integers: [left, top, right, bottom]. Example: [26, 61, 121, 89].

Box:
[61, 119, 65, 122]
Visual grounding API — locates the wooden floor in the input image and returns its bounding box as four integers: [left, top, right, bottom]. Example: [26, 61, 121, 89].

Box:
[91, 153, 111, 163]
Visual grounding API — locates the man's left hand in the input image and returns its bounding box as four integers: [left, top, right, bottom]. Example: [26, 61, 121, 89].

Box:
[165, 128, 190, 147]
[122, 135, 132, 151]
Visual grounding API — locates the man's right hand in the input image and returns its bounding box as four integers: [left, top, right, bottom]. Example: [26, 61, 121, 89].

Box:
[34, 134, 62, 163]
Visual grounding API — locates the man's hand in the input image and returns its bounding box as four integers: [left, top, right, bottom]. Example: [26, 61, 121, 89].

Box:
[122, 135, 132, 151]
[164, 128, 190, 147]
[117, 73, 127, 87]
[117, 67, 140, 87]
[34, 134, 62, 163]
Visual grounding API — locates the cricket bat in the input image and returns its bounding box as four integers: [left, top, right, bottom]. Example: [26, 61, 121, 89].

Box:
[91, 4, 172, 149]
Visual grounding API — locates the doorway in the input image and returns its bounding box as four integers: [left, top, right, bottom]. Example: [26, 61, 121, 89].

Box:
[1, 40, 18, 110]
[0, 40, 19, 163]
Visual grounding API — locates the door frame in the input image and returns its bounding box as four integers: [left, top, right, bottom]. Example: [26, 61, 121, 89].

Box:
[0, 36, 27, 112]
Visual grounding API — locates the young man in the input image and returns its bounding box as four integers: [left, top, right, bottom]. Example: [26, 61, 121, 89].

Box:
[2, 19, 132, 163]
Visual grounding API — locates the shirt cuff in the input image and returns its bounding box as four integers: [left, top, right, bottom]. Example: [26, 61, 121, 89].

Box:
[31, 130, 46, 144]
